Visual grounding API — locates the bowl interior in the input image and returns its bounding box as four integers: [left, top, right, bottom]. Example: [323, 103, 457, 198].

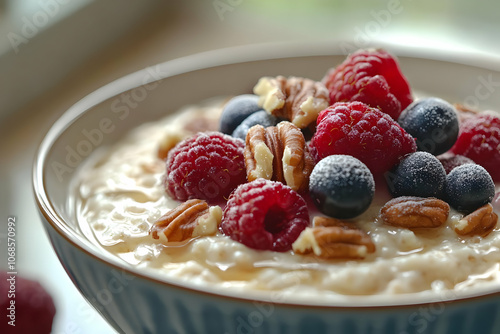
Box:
[34, 43, 500, 307]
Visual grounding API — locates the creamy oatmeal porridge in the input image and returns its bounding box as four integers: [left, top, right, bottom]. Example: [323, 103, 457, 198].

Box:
[72, 97, 500, 299]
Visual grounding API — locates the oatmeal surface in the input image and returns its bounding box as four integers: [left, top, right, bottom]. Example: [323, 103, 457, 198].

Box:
[73, 99, 500, 299]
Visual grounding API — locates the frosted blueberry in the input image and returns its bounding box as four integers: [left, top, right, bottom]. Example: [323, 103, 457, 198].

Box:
[219, 94, 263, 134]
[386, 151, 447, 198]
[445, 163, 495, 213]
[232, 111, 279, 141]
[398, 97, 459, 155]
[309, 155, 375, 219]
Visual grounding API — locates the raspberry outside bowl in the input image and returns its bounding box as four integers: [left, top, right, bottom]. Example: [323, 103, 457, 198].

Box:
[33, 42, 500, 334]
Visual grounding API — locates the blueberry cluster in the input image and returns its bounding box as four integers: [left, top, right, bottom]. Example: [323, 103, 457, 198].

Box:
[387, 152, 495, 214]
[307, 96, 495, 218]
[219, 94, 279, 140]
[388, 97, 495, 214]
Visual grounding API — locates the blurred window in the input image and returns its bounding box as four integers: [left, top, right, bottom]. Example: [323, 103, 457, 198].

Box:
[0, 0, 92, 55]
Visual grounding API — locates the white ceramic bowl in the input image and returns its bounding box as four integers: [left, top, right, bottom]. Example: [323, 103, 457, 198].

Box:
[34, 42, 500, 334]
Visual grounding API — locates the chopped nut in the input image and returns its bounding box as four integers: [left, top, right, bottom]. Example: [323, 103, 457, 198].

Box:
[244, 121, 314, 192]
[379, 196, 449, 228]
[281, 122, 315, 191]
[158, 131, 187, 160]
[293, 218, 375, 259]
[253, 76, 329, 128]
[244, 125, 275, 181]
[453, 203, 498, 237]
[150, 199, 222, 243]
[453, 103, 479, 114]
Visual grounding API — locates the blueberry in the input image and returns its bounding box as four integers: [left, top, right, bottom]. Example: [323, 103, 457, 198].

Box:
[398, 97, 459, 155]
[445, 163, 495, 213]
[386, 151, 447, 198]
[231, 111, 279, 141]
[309, 155, 375, 219]
[219, 94, 263, 134]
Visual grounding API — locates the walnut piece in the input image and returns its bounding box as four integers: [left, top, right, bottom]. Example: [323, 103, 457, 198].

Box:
[150, 199, 222, 243]
[244, 121, 314, 192]
[453, 203, 498, 237]
[293, 216, 376, 259]
[379, 196, 449, 228]
[253, 76, 329, 129]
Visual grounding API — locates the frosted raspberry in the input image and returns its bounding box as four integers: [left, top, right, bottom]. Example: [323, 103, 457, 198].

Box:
[220, 179, 310, 252]
[311, 102, 417, 176]
[450, 113, 500, 181]
[0, 272, 56, 334]
[165, 132, 246, 203]
[322, 49, 413, 120]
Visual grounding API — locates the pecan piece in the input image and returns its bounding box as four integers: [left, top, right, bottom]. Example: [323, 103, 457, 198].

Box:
[244, 125, 274, 181]
[244, 121, 314, 192]
[253, 76, 329, 128]
[453, 103, 481, 123]
[150, 199, 222, 243]
[293, 217, 375, 259]
[379, 196, 449, 228]
[453, 203, 498, 237]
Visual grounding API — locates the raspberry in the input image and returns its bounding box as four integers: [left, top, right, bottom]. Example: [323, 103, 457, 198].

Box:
[450, 113, 500, 181]
[0, 272, 56, 334]
[322, 49, 413, 120]
[220, 179, 310, 252]
[165, 131, 246, 203]
[311, 102, 417, 176]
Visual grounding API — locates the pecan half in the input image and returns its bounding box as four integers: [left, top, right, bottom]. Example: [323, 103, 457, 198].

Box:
[453, 203, 498, 237]
[150, 199, 222, 243]
[379, 196, 449, 228]
[293, 217, 375, 259]
[253, 76, 329, 129]
[244, 121, 314, 192]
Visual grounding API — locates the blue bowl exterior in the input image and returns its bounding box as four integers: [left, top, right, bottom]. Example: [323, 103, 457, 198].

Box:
[40, 212, 500, 334]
